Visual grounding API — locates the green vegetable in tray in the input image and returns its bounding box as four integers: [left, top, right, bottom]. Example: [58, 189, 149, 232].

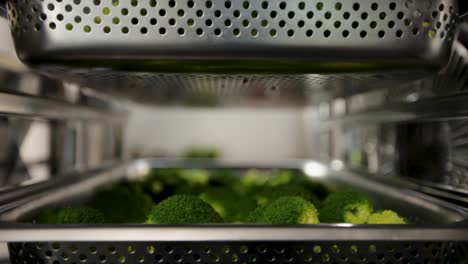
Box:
[90, 182, 153, 224]
[247, 196, 320, 224]
[146, 195, 223, 224]
[255, 185, 319, 206]
[55, 207, 105, 224]
[199, 187, 257, 222]
[320, 191, 373, 224]
[34, 208, 58, 224]
[367, 210, 407, 224]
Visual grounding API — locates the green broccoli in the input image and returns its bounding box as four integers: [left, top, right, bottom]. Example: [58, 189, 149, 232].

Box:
[199, 187, 257, 222]
[247, 196, 319, 224]
[367, 210, 407, 224]
[319, 191, 373, 224]
[146, 195, 223, 224]
[34, 208, 58, 224]
[55, 207, 105, 224]
[267, 170, 294, 186]
[89, 182, 153, 223]
[255, 185, 319, 206]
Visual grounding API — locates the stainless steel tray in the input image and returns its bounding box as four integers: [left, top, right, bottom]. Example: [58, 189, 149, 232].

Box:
[2, 0, 465, 106]
[0, 159, 467, 263]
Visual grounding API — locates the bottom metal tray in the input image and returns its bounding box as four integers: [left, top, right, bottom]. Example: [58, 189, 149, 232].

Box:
[0, 159, 467, 264]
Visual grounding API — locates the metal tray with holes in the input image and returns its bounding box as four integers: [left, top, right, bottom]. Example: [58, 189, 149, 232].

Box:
[0, 159, 467, 264]
[2, 0, 466, 106]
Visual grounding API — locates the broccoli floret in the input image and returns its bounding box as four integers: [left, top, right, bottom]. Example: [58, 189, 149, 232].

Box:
[255, 185, 319, 206]
[367, 210, 407, 224]
[267, 170, 294, 186]
[179, 169, 210, 186]
[319, 191, 373, 224]
[199, 187, 257, 222]
[245, 206, 267, 223]
[55, 207, 105, 224]
[240, 170, 269, 188]
[184, 148, 219, 159]
[34, 209, 58, 224]
[90, 182, 153, 223]
[247, 196, 319, 224]
[146, 195, 223, 224]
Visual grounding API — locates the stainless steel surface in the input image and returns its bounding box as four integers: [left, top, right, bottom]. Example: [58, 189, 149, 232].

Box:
[6, 0, 458, 65]
[0, 158, 466, 243]
[2, 0, 462, 106]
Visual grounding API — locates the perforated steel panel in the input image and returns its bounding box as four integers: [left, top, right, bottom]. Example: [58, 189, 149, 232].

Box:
[8, 241, 468, 264]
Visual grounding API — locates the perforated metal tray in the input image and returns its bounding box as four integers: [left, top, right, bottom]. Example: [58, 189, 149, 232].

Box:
[2, 0, 465, 105]
[0, 159, 467, 263]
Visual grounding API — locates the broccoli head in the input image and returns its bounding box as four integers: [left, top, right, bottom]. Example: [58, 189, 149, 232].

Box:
[247, 196, 319, 224]
[367, 210, 407, 224]
[320, 191, 373, 224]
[56, 207, 105, 224]
[255, 185, 318, 206]
[199, 187, 257, 222]
[146, 195, 223, 224]
[90, 182, 153, 223]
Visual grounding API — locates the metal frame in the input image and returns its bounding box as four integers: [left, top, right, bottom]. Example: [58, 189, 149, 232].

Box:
[0, 158, 466, 242]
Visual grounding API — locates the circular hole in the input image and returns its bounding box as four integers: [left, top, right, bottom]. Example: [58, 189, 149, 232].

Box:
[225, 19, 232, 27]
[262, 20, 269, 27]
[178, 27, 185, 35]
[103, 26, 111, 33]
[131, 17, 139, 24]
[169, 18, 176, 26]
[66, 23, 73, 30]
[334, 21, 341, 28]
[316, 21, 323, 28]
[324, 30, 331, 37]
[122, 26, 129, 33]
[397, 12, 404, 19]
[412, 27, 419, 35]
[335, 2, 343, 10]
[343, 12, 350, 19]
[316, 2, 323, 11]
[279, 20, 286, 28]
[49, 22, 57, 29]
[279, 2, 287, 10]
[94, 16, 102, 24]
[121, 8, 129, 15]
[298, 2, 305, 10]
[196, 28, 204, 35]
[297, 20, 304, 28]
[225, 1, 231, 8]
[389, 2, 397, 10]
[242, 19, 250, 27]
[214, 28, 221, 36]
[370, 21, 377, 28]
[379, 12, 386, 19]
[288, 11, 295, 19]
[196, 9, 203, 17]
[371, 3, 378, 10]
[205, 19, 212, 26]
[361, 12, 368, 20]
[306, 29, 313, 37]
[112, 17, 120, 24]
[187, 18, 194, 26]
[262, 1, 269, 9]
[206, 1, 213, 8]
[233, 28, 240, 36]
[378, 30, 385, 38]
[353, 3, 360, 11]
[342, 30, 349, 37]
[307, 11, 314, 19]
[159, 9, 166, 16]
[233, 10, 240, 17]
[187, 0, 194, 8]
[57, 14, 64, 21]
[325, 12, 331, 19]
[140, 8, 148, 16]
[439, 4, 445, 11]
[214, 10, 222, 17]
[243, 1, 250, 9]
[287, 29, 294, 37]
[160, 27, 167, 35]
[270, 29, 277, 36]
[360, 30, 367, 38]
[396, 30, 403, 37]
[352, 21, 359, 29]
[150, 18, 157, 25]
[169, 0, 176, 7]
[140, 27, 148, 34]
[388, 21, 395, 28]
[251, 28, 258, 36]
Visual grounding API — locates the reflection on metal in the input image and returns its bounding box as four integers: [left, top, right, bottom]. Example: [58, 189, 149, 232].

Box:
[0, 67, 126, 190]
[313, 33, 468, 200]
